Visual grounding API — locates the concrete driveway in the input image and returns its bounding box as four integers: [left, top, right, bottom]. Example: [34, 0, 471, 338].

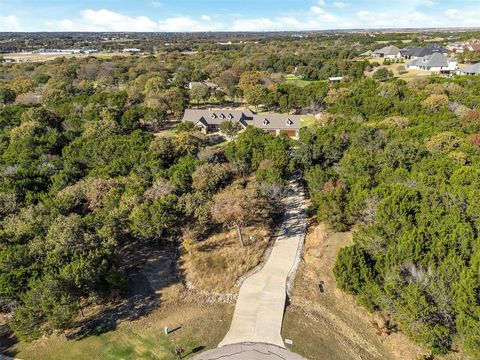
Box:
[218, 177, 306, 348]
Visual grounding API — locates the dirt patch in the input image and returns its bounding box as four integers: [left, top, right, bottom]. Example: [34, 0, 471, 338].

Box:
[283, 221, 431, 360]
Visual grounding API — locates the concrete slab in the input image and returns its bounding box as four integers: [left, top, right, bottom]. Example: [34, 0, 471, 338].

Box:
[218, 178, 306, 348]
[192, 342, 306, 360]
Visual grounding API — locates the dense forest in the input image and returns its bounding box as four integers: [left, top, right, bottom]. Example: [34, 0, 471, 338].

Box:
[1, 32, 480, 358]
[298, 77, 480, 356]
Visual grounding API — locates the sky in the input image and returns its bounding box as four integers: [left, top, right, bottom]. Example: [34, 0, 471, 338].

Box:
[0, 0, 479, 32]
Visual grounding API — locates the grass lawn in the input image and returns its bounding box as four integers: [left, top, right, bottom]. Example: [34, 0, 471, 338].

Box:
[362, 57, 432, 81]
[10, 290, 233, 360]
[300, 114, 316, 128]
[285, 75, 327, 87]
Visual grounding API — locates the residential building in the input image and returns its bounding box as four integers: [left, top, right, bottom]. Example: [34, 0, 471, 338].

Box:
[372, 45, 401, 59]
[182, 108, 302, 138]
[458, 62, 480, 75]
[188, 81, 218, 91]
[407, 53, 457, 73]
[400, 44, 449, 59]
[463, 40, 480, 52]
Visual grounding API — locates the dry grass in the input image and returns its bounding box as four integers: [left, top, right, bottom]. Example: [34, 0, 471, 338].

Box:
[3, 52, 131, 63]
[182, 225, 270, 293]
[283, 222, 427, 360]
[10, 284, 233, 360]
[363, 57, 434, 81]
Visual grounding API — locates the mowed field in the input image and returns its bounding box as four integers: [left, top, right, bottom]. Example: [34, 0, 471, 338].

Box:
[363, 57, 432, 81]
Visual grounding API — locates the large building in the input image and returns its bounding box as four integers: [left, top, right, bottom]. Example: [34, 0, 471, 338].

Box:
[372, 45, 401, 59]
[407, 53, 457, 73]
[400, 44, 449, 59]
[182, 108, 303, 138]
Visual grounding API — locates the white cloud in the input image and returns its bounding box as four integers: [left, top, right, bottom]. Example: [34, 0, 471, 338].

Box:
[150, 1, 162, 7]
[34, 2, 480, 32]
[332, 2, 349, 9]
[0, 15, 21, 31]
[158, 16, 223, 31]
[45, 9, 158, 31]
[310, 6, 323, 14]
[445, 9, 461, 19]
[45, 9, 222, 32]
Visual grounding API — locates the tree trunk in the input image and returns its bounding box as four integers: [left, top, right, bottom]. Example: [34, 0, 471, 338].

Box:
[236, 224, 245, 247]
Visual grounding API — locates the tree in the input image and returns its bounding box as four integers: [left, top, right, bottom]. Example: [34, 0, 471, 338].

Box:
[219, 120, 242, 139]
[333, 245, 376, 295]
[421, 94, 449, 112]
[372, 67, 393, 81]
[130, 194, 183, 239]
[216, 70, 239, 97]
[211, 185, 267, 246]
[159, 87, 189, 119]
[191, 163, 233, 194]
[245, 84, 268, 110]
[0, 86, 16, 105]
[189, 83, 210, 106]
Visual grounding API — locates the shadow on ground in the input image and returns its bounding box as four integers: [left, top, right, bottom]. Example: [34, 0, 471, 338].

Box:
[0, 238, 183, 355]
[67, 239, 183, 340]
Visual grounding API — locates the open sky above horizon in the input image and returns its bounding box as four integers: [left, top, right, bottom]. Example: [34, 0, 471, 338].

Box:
[0, 0, 479, 32]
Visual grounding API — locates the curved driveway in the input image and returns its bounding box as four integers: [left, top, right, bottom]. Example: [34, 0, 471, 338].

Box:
[219, 178, 306, 348]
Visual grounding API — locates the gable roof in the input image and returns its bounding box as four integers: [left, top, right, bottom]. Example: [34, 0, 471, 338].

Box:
[374, 45, 400, 56]
[250, 114, 302, 130]
[460, 62, 480, 74]
[182, 109, 302, 130]
[409, 53, 454, 69]
[183, 109, 252, 127]
[401, 45, 449, 58]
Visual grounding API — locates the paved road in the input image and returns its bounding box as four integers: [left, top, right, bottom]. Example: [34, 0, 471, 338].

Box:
[218, 178, 306, 348]
[193, 342, 305, 360]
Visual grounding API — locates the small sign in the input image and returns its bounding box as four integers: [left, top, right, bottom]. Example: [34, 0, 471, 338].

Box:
[285, 339, 293, 345]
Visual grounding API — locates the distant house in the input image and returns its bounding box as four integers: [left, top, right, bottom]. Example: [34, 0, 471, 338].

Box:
[407, 53, 457, 73]
[188, 81, 218, 91]
[122, 48, 141, 53]
[182, 108, 302, 138]
[447, 42, 465, 54]
[463, 40, 480, 52]
[401, 44, 449, 59]
[372, 45, 401, 59]
[359, 50, 373, 57]
[458, 63, 480, 75]
[328, 76, 343, 82]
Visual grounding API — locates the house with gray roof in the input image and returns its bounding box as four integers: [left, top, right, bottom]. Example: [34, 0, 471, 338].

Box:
[407, 53, 457, 73]
[400, 44, 449, 59]
[182, 108, 303, 138]
[458, 62, 480, 75]
[372, 45, 401, 59]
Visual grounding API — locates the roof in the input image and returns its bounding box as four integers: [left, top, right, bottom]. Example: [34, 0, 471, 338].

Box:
[460, 62, 480, 74]
[409, 53, 452, 68]
[401, 45, 449, 58]
[189, 81, 218, 89]
[182, 109, 302, 130]
[183, 109, 252, 126]
[374, 45, 400, 56]
[250, 114, 302, 130]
